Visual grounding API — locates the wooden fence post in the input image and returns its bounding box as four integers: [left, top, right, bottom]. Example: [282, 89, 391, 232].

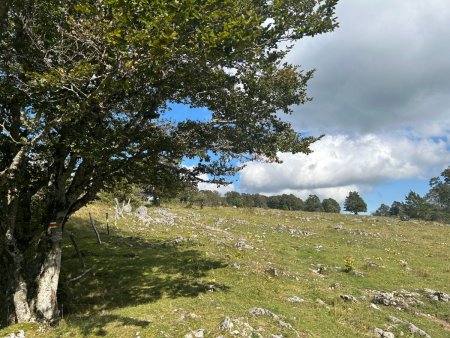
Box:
[89, 212, 102, 244]
[105, 212, 110, 235]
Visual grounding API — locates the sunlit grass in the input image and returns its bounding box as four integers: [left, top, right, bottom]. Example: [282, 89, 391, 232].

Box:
[1, 202, 450, 337]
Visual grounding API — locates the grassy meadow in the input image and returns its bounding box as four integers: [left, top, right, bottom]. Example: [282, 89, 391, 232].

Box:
[1, 202, 450, 337]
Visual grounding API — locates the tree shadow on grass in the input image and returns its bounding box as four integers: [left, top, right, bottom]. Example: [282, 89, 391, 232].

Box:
[59, 216, 229, 336]
[73, 315, 151, 337]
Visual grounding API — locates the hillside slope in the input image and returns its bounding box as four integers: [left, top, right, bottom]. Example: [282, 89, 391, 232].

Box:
[2, 203, 450, 337]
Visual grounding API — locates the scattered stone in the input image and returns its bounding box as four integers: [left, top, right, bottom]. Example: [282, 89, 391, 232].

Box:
[315, 245, 323, 252]
[219, 317, 234, 331]
[370, 303, 380, 310]
[316, 299, 328, 307]
[408, 323, 430, 338]
[340, 294, 358, 302]
[123, 203, 132, 213]
[232, 263, 241, 270]
[365, 261, 381, 268]
[388, 316, 404, 324]
[276, 224, 316, 237]
[371, 290, 423, 309]
[135, 206, 148, 218]
[351, 270, 365, 277]
[169, 236, 184, 245]
[249, 307, 297, 335]
[234, 239, 253, 250]
[5, 330, 25, 338]
[422, 288, 450, 302]
[287, 296, 304, 303]
[278, 320, 293, 330]
[334, 224, 344, 230]
[249, 307, 276, 317]
[374, 327, 395, 338]
[152, 209, 176, 225]
[205, 284, 218, 292]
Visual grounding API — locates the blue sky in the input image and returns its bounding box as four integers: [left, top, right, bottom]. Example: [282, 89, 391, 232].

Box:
[177, 0, 450, 213]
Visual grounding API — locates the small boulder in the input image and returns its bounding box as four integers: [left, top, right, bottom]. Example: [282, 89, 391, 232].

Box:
[408, 323, 430, 338]
[219, 317, 234, 331]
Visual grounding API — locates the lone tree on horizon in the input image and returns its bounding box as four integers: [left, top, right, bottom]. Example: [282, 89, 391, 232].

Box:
[344, 191, 367, 214]
[0, 0, 339, 325]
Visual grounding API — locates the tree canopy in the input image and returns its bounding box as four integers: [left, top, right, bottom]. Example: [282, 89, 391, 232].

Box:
[344, 191, 367, 215]
[305, 194, 324, 212]
[322, 198, 340, 213]
[0, 0, 339, 324]
[373, 167, 450, 223]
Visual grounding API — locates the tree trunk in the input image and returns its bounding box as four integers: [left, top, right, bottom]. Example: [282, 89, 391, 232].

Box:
[7, 243, 62, 324]
[33, 240, 62, 321]
[4, 212, 65, 324]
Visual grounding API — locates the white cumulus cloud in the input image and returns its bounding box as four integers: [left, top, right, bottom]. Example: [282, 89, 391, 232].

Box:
[238, 134, 449, 202]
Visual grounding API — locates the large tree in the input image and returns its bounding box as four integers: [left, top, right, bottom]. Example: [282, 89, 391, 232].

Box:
[0, 0, 338, 324]
[426, 166, 450, 223]
[344, 191, 367, 215]
[305, 194, 324, 212]
[322, 198, 340, 213]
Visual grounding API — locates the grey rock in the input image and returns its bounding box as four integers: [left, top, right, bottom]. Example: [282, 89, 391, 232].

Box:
[408, 323, 431, 338]
[189, 329, 204, 338]
[388, 316, 404, 324]
[370, 303, 380, 310]
[374, 328, 395, 338]
[232, 263, 241, 270]
[278, 320, 293, 330]
[287, 296, 304, 303]
[340, 294, 358, 302]
[205, 284, 217, 292]
[170, 236, 184, 245]
[5, 331, 26, 338]
[423, 288, 450, 302]
[352, 270, 365, 277]
[123, 203, 132, 213]
[371, 290, 422, 309]
[235, 239, 253, 250]
[316, 299, 327, 306]
[249, 307, 277, 317]
[334, 224, 344, 230]
[219, 317, 234, 331]
[135, 206, 148, 218]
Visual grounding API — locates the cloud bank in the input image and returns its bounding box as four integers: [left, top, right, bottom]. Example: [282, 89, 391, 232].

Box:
[286, 0, 450, 136]
[239, 134, 449, 202]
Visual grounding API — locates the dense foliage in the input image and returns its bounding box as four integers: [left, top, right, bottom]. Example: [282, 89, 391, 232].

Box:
[374, 167, 450, 223]
[0, 0, 339, 324]
[322, 197, 341, 213]
[176, 190, 341, 213]
[344, 191, 367, 215]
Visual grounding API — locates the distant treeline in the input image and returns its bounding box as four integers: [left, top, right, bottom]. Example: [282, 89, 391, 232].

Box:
[179, 190, 341, 213]
[373, 166, 450, 224]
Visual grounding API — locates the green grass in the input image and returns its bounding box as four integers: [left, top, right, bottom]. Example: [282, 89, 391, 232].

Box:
[2, 203, 450, 337]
